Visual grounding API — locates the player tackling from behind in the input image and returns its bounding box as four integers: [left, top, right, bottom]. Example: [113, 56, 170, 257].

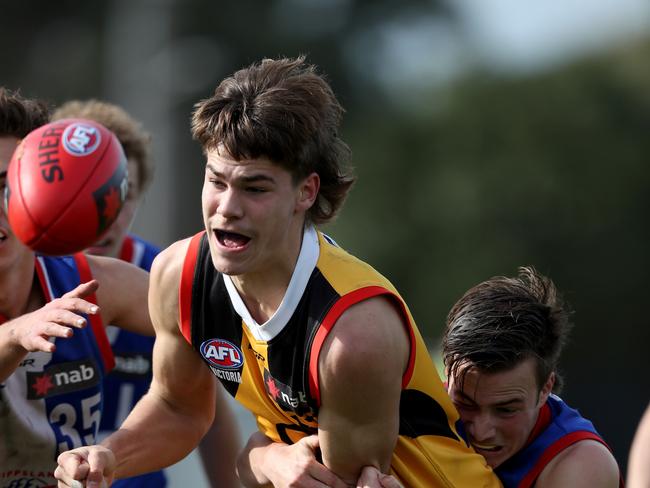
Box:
[443, 266, 621, 487]
[235, 266, 623, 488]
[55, 57, 501, 487]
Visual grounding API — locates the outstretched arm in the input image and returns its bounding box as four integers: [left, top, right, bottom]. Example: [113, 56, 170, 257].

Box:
[56, 239, 216, 485]
[0, 280, 100, 382]
[86, 254, 154, 336]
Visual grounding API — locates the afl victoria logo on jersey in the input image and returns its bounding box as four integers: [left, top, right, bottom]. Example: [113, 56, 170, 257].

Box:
[200, 338, 244, 384]
[201, 338, 244, 369]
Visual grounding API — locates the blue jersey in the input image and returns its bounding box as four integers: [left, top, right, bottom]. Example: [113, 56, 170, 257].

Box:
[0, 253, 113, 486]
[496, 394, 620, 488]
[98, 234, 165, 488]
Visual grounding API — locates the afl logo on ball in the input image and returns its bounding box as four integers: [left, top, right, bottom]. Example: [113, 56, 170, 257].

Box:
[62, 123, 101, 156]
[200, 339, 244, 370]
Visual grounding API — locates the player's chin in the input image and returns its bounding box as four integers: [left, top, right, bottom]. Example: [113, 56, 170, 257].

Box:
[0, 235, 26, 256]
[207, 246, 243, 272]
[483, 449, 509, 469]
[86, 234, 122, 257]
[86, 243, 112, 257]
[471, 444, 508, 468]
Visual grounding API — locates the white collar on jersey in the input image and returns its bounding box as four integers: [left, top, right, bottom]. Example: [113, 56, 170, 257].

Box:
[222, 225, 320, 342]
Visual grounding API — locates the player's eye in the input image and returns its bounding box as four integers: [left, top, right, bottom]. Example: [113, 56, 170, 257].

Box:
[454, 401, 477, 411]
[208, 178, 225, 188]
[496, 407, 518, 416]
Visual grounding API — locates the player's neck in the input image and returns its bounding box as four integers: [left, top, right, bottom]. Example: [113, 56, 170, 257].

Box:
[232, 256, 297, 324]
[0, 250, 40, 319]
[231, 225, 306, 324]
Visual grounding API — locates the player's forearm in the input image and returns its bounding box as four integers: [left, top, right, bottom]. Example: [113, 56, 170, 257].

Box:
[102, 390, 212, 477]
[236, 432, 275, 487]
[198, 388, 242, 487]
[319, 419, 396, 485]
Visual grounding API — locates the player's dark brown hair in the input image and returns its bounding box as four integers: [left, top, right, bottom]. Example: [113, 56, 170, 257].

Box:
[0, 87, 50, 139]
[443, 266, 573, 393]
[191, 56, 355, 225]
[52, 100, 154, 194]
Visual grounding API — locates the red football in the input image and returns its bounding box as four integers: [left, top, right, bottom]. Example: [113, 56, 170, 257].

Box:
[6, 118, 128, 255]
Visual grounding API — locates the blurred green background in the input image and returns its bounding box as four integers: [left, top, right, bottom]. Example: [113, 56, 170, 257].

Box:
[2, 0, 648, 478]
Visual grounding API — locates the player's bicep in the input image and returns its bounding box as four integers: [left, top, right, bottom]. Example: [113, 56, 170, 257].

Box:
[317, 296, 409, 484]
[89, 255, 153, 336]
[148, 316, 216, 420]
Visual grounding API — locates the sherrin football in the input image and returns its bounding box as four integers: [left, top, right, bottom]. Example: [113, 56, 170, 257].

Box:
[6, 118, 128, 255]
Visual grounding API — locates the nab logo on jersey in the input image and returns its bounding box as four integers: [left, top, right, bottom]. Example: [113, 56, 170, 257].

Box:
[62, 122, 101, 156]
[26, 359, 100, 399]
[200, 339, 244, 370]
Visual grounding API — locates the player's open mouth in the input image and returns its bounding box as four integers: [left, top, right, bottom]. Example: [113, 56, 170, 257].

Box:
[471, 442, 502, 453]
[215, 229, 251, 249]
[0, 228, 7, 242]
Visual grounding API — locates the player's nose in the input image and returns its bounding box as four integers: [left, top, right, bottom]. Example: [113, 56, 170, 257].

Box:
[467, 413, 497, 442]
[218, 188, 244, 219]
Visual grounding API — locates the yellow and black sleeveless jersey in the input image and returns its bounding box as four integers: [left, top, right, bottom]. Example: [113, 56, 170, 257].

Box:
[179, 227, 500, 488]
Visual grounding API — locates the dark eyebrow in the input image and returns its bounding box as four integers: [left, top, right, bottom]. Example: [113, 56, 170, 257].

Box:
[206, 164, 276, 184]
[455, 390, 477, 404]
[494, 399, 525, 407]
[455, 389, 524, 407]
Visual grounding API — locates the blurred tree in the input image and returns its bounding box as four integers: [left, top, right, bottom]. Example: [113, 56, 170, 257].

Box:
[334, 39, 650, 472]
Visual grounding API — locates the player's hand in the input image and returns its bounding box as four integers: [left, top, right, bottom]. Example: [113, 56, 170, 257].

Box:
[55, 445, 115, 487]
[7, 280, 99, 353]
[356, 466, 403, 488]
[259, 435, 349, 488]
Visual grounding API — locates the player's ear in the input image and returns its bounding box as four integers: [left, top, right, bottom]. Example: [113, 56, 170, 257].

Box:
[538, 372, 555, 406]
[296, 172, 319, 212]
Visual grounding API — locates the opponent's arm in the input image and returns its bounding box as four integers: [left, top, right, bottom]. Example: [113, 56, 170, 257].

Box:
[628, 403, 650, 488]
[317, 295, 410, 484]
[198, 382, 242, 488]
[0, 281, 100, 382]
[56, 239, 217, 485]
[86, 254, 153, 336]
[535, 440, 619, 488]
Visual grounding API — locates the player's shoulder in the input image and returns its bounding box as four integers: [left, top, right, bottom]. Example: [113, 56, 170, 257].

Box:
[149, 236, 197, 294]
[151, 237, 194, 273]
[537, 439, 619, 488]
[321, 295, 410, 375]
